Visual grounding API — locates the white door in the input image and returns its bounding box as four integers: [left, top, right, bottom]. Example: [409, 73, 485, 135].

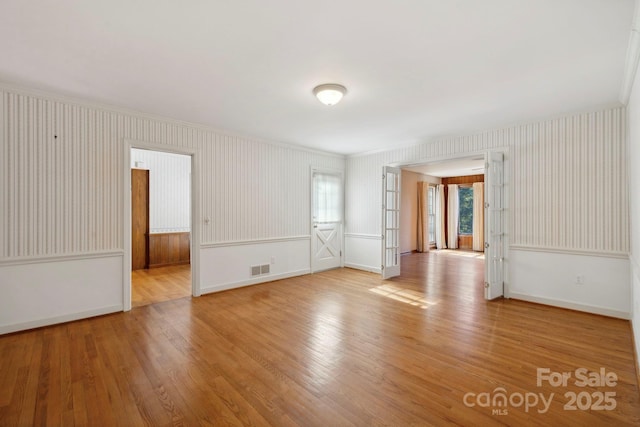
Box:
[485, 151, 505, 299]
[382, 166, 401, 279]
[311, 170, 343, 272]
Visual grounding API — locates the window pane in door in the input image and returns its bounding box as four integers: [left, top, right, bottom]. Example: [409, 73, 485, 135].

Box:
[313, 173, 342, 222]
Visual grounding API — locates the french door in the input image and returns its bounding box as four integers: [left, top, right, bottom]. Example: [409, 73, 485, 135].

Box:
[485, 151, 505, 299]
[382, 166, 401, 279]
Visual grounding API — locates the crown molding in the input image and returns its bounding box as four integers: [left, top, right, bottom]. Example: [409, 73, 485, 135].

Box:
[347, 103, 624, 159]
[0, 81, 345, 160]
[620, 0, 640, 105]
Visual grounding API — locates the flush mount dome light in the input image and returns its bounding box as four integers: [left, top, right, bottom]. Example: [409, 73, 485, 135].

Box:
[313, 84, 347, 106]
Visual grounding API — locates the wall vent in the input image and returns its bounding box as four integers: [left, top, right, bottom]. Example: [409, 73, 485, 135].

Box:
[251, 264, 271, 276]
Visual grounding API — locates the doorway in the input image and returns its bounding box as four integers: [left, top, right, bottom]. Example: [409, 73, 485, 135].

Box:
[385, 151, 507, 300]
[123, 142, 201, 311]
[310, 169, 344, 272]
[130, 148, 192, 307]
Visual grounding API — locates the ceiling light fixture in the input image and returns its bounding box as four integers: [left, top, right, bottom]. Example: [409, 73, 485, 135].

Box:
[313, 84, 347, 106]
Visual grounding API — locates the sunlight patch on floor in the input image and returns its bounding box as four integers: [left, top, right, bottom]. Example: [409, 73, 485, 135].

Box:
[369, 284, 438, 309]
[438, 249, 485, 259]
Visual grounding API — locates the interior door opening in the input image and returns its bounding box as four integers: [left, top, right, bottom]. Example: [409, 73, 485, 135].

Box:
[387, 151, 506, 300]
[128, 147, 195, 309]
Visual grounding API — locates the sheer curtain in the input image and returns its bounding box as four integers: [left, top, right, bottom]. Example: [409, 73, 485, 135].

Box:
[416, 182, 429, 252]
[447, 184, 459, 249]
[436, 184, 446, 249]
[472, 182, 484, 251]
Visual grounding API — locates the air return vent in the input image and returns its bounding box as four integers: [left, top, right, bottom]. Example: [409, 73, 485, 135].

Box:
[251, 264, 271, 276]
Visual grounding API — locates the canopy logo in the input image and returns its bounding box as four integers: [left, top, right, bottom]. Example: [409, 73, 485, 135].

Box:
[463, 367, 618, 416]
[463, 388, 553, 415]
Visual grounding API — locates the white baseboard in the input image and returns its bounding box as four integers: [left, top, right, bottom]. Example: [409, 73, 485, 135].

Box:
[0, 305, 122, 335]
[200, 269, 310, 295]
[344, 262, 382, 274]
[509, 292, 630, 320]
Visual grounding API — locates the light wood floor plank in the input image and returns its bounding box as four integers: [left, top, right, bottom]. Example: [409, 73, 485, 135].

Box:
[1, 251, 640, 425]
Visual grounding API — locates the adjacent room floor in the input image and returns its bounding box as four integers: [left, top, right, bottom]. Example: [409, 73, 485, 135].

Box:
[131, 264, 191, 308]
[1, 251, 639, 425]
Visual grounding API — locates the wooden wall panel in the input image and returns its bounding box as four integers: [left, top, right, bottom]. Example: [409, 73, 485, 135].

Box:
[0, 88, 344, 260]
[458, 235, 473, 250]
[131, 169, 149, 270]
[441, 174, 484, 185]
[148, 232, 190, 268]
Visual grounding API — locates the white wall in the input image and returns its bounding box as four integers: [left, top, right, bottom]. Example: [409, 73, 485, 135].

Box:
[627, 41, 640, 362]
[0, 255, 123, 334]
[400, 170, 419, 253]
[345, 107, 630, 317]
[0, 86, 344, 333]
[200, 237, 311, 293]
[510, 249, 629, 318]
[131, 149, 191, 233]
[400, 170, 441, 253]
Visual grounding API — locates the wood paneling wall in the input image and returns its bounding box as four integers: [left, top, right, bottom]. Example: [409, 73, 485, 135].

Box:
[346, 107, 628, 256]
[0, 89, 344, 260]
[131, 169, 149, 270]
[148, 232, 190, 268]
[441, 174, 484, 185]
[458, 235, 473, 250]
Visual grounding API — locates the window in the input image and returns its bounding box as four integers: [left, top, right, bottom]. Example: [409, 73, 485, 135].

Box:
[313, 172, 342, 223]
[458, 186, 473, 235]
[427, 186, 435, 244]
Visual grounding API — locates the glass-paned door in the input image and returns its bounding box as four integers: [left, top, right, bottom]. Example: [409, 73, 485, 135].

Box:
[485, 151, 504, 299]
[382, 166, 401, 279]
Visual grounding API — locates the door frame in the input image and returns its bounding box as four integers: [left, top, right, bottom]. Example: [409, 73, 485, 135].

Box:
[390, 148, 509, 298]
[310, 167, 345, 273]
[123, 140, 201, 311]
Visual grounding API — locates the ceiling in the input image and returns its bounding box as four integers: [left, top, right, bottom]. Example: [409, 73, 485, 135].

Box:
[0, 1, 634, 155]
[403, 157, 485, 178]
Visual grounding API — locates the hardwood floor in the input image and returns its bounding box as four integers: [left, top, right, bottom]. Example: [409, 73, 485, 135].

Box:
[1, 251, 639, 426]
[131, 264, 191, 308]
